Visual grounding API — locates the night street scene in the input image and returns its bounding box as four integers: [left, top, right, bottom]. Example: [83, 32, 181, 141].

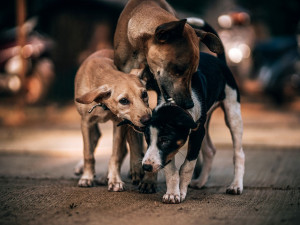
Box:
[0, 0, 300, 224]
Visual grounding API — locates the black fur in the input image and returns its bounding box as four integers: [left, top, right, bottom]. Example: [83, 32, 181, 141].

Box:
[144, 51, 240, 164]
[144, 104, 196, 165]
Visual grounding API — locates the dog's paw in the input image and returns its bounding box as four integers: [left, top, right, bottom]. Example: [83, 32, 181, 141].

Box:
[189, 179, 206, 189]
[74, 166, 83, 176]
[180, 192, 187, 202]
[78, 178, 94, 187]
[226, 183, 243, 195]
[139, 181, 157, 194]
[74, 159, 84, 176]
[162, 194, 181, 204]
[130, 166, 144, 186]
[139, 172, 157, 194]
[108, 181, 125, 192]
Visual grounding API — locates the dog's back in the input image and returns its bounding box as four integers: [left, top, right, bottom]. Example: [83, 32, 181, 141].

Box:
[114, 0, 176, 72]
[193, 52, 240, 112]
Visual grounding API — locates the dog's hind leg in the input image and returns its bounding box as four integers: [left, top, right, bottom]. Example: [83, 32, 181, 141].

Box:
[107, 122, 127, 192]
[74, 159, 84, 176]
[78, 120, 101, 187]
[222, 85, 245, 195]
[190, 114, 216, 189]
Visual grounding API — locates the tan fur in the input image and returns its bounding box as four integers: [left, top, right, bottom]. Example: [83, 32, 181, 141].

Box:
[114, 0, 223, 109]
[74, 49, 151, 189]
[75, 49, 151, 127]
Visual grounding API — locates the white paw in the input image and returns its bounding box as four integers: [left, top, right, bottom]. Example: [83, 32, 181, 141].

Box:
[108, 181, 125, 192]
[226, 183, 243, 195]
[78, 178, 94, 187]
[162, 193, 181, 204]
[180, 192, 187, 202]
[78, 171, 95, 187]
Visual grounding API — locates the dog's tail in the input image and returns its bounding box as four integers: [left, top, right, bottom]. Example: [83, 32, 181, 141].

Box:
[186, 17, 226, 64]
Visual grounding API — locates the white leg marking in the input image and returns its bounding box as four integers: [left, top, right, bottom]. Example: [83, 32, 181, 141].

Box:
[142, 127, 162, 172]
[163, 160, 180, 204]
[179, 159, 197, 202]
[187, 90, 201, 122]
[107, 152, 125, 192]
[223, 85, 245, 194]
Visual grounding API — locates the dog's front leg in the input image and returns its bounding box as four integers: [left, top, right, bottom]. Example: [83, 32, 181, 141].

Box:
[163, 160, 180, 204]
[126, 127, 145, 185]
[180, 125, 205, 200]
[107, 121, 127, 191]
[179, 159, 197, 202]
[78, 119, 101, 187]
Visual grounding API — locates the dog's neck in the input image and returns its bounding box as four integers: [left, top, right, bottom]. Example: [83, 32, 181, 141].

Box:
[156, 90, 201, 123]
[187, 90, 201, 122]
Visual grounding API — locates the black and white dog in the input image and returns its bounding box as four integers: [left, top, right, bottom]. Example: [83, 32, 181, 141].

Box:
[140, 19, 245, 204]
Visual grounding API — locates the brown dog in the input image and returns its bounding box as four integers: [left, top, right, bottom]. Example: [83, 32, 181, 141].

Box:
[74, 49, 152, 191]
[114, 0, 224, 109]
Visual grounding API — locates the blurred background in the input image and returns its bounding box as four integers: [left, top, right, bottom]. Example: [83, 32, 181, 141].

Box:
[0, 0, 299, 151]
[1, 2, 300, 224]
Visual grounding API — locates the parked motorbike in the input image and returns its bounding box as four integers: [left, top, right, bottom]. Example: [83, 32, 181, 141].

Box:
[0, 18, 55, 104]
[216, 10, 254, 86]
[251, 35, 300, 104]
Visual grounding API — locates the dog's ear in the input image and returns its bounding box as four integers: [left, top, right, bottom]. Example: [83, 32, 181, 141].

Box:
[75, 85, 111, 104]
[156, 104, 198, 130]
[155, 19, 187, 43]
[174, 110, 198, 130]
[194, 29, 224, 54]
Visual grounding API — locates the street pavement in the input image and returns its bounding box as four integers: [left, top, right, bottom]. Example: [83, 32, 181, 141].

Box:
[0, 99, 299, 225]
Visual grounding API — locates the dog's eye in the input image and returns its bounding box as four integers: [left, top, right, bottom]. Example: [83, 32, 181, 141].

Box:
[119, 98, 130, 105]
[158, 137, 170, 144]
[142, 91, 148, 99]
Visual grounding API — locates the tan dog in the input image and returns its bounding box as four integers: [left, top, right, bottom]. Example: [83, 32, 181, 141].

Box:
[74, 49, 152, 191]
[114, 0, 224, 109]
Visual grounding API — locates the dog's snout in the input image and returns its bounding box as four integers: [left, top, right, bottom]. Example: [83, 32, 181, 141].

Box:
[182, 100, 194, 109]
[140, 114, 151, 125]
[142, 164, 153, 172]
[175, 95, 194, 109]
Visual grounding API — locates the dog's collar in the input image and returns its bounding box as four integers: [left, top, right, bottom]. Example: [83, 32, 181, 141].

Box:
[88, 103, 109, 113]
[117, 119, 145, 133]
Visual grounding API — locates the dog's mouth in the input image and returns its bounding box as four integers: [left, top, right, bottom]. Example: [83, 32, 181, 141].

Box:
[117, 119, 146, 132]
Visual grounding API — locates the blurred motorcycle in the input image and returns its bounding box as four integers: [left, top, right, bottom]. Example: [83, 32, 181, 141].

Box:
[216, 11, 254, 87]
[0, 18, 55, 104]
[251, 35, 300, 104]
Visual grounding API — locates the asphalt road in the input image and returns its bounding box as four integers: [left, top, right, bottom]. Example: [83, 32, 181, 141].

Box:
[0, 101, 299, 225]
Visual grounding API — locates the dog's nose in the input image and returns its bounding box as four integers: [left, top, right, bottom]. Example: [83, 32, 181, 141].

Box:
[183, 101, 194, 109]
[142, 164, 153, 172]
[140, 114, 151, 125]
